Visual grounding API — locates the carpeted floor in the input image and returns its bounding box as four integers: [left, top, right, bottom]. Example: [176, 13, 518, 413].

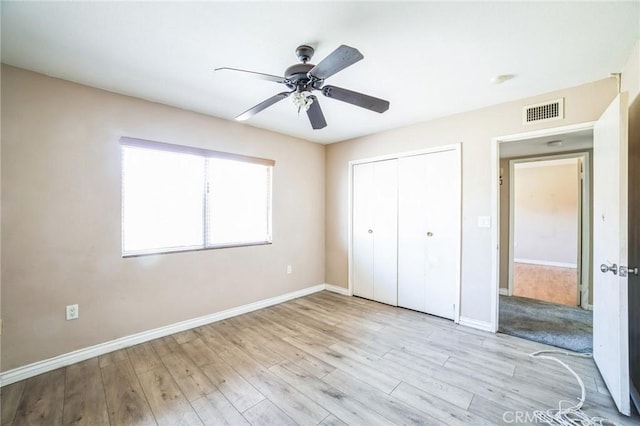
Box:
[499, 295, 593, 353]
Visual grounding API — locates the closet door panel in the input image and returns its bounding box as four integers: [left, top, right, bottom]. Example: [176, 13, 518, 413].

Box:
[372, 159, 398, 306]
[397, 150, 460, 320]
[423, 149, 460, 319]
[352, 162, 375, 300]
[398, 155, 428, 311]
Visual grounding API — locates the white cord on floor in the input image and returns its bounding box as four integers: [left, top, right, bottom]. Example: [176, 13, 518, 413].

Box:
[529, 350, 624, 425]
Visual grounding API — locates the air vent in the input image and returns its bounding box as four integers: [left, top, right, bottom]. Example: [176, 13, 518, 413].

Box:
[523, 98, 564, 125]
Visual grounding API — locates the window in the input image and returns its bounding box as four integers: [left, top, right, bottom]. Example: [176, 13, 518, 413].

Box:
[121, 137, 273, 256]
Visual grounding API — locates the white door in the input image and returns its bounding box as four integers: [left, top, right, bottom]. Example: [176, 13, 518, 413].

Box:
[353, 162, 375, 300]
[593, 93, 630, 415]
[398, 150, 461, 319]
[397, 154, 429, 312]
[352, 159, 398, 305]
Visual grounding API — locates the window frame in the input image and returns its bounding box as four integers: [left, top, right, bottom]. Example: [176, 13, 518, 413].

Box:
[120, 137, 274, 257]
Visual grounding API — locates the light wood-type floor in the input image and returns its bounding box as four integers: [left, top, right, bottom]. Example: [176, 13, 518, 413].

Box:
[513, 262, 579, 306]
[1, 291, 634, 425]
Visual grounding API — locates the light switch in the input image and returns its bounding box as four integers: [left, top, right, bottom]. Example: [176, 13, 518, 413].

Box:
[478, 216, 491, 228]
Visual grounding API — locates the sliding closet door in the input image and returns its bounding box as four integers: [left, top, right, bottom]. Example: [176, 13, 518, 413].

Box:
[353, 162, 375, 300]
[398, 150, 460, 319]
[352, 159, 398, 306]
[372, 160, 398, 305]
[397, 155, 429, 312]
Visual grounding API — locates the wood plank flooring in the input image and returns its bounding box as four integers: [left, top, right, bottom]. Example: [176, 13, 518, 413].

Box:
[513, 262, 578, 306]
[1, 291, 637, 425]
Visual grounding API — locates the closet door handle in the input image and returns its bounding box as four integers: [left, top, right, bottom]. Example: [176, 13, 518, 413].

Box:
[426, 232, 434, 237]
[368, 229, 373, 234]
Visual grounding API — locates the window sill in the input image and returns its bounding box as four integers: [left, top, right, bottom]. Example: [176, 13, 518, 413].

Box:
[122, 241, 272, 258]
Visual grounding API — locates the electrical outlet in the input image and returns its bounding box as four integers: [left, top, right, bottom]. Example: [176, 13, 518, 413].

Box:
[66, 304, 79, 320]
[287, 265, 293, 274]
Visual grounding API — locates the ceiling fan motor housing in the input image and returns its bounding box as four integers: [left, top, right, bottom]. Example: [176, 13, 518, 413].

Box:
[284, 63, 317, 90]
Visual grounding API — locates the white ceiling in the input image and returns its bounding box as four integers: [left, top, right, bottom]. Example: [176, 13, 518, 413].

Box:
[1, 2, 638, 144]
[500, 129, 593, 158]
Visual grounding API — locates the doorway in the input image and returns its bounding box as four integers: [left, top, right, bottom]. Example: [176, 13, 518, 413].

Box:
[491, 96, 634, 417]
[507, 154, 588, 308]
[491, 125, 595, 352]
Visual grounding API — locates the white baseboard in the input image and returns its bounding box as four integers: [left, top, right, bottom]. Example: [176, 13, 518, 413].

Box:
[499, 288, 509, 296]
[0, 283, 327, 387]
[458, 316, 494, 333]
[324, 283, 351, 296]
[514, 258, 577, 269]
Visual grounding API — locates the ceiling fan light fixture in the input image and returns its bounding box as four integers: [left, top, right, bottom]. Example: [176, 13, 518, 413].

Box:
[291, 90, 314, 114]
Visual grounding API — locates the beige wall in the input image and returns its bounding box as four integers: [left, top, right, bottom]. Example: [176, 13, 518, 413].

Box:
[621, 40, 639, 103]
[325, 78, 617, 323]
[513, 160, 579, 265]
[0, 65, 326, 372]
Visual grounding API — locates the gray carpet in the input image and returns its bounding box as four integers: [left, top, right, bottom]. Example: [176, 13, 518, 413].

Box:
[499, 295, 593, 353]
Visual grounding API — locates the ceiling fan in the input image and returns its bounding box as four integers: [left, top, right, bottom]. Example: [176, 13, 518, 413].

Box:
[215, 44, 390, 130]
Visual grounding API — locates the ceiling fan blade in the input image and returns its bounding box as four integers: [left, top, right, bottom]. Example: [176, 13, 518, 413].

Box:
[306, 96, 327, 129]
[215, 67, 287, 84]
[308, 45, 364, 80]
[235, 92, 292, 121]
[322, 85, 390, 113]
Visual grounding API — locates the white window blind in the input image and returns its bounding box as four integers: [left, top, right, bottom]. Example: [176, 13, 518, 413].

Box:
[121, 137, 273, 256]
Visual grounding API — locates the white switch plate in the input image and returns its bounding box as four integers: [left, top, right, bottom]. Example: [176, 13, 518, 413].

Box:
[286, 265, 292, 274]
[66, 304, 79, 320]
[478, 216, 491, 228]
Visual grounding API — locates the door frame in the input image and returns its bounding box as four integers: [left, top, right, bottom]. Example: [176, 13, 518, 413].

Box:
[490, 122, 595, 332]
[348, 143, 462, 323]
[627, 93, 640, 415]
[506, 152, 591, 309]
